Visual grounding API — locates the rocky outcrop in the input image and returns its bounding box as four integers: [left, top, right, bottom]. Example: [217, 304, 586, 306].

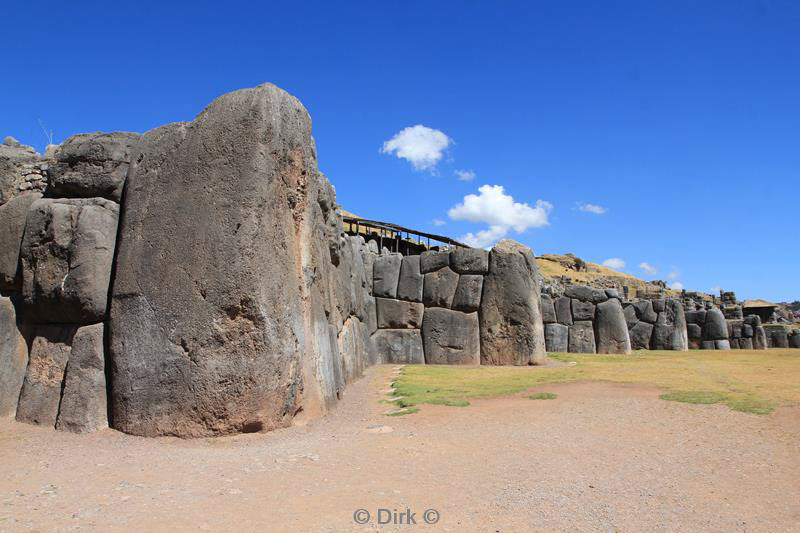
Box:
[0, 192, 41, 290]
[479, 240, 546, 365]
[0, 137, 46, 206]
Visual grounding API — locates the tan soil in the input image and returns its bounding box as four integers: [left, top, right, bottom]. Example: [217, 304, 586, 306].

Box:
[1, 365, 799, 532]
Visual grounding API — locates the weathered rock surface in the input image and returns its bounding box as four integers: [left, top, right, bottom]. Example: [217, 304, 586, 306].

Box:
[373, 254, 402, 298]
[753, 326, 768, 350]
[479, 241, 546, 365]
[0, 139, 44, 206]
[47, 132, 140, 201]
[423, 266, 459, 308]
[396, 255, 423, 302]
[109, 84, 340, 437]
[702, 308, 729, 340]
[622, 303, 638, 329]
[55, 323, 108, 433]
[0, 297, 28, 416]
[687, 323, 702, 339]
[544, 323, 568, 352]
[594, 299, 631, 354]
[739, 337, 754, 350]
[376, 298, 424, 329]
[540, 294, 557, 324]
[633, 300, 658, 323]
[715, 339, 731, 350]
[571, 299, 595, 321]
[449, 248, 489, 274]
[419, 250, 449, 273]
[16, 325, 76, 426]
[789, 331, 800, 349]
[451, 275, 483, 312]
[20, 197, 119, 323]
[555, 297, 573, 325]
[568, 321, 596, 353]
[421, 308, 480, 365]
[765, 327, 789, 348]
[369, 329, 424, 364]
[0, 192, 41, 290]
[629, 321, 654, 350]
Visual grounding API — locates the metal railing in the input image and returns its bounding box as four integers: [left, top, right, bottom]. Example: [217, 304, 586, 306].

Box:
[341, 216, 471, 253]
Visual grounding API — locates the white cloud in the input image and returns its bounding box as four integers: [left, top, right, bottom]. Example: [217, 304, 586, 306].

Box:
[670, 282, 684, 290]
[380, 125, 452, 172]
[454, 169, 476, 181]
[432, 219, 446, 227]
[602, 258, 626, 270]
[639, 262, 658, 276]
[577, 203, 608, 215]
[710, 286, 722, 293]
[667, 269, 680, 280]
[448, 185, 552, 249]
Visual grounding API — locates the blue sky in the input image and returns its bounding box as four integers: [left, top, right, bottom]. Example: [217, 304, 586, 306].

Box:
[4, 1, 799, 301]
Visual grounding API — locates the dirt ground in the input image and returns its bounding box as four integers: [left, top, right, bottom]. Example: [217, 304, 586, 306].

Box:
[1, 365, 799, 532]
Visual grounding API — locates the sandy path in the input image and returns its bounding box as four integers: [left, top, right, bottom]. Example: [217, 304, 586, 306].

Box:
[1, 365, 799, 532]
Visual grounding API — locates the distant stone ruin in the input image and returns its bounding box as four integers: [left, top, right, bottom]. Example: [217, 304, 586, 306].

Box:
[0, 84, 797, 439]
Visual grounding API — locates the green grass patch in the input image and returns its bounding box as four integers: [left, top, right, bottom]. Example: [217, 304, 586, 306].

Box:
[385, 407, 419, 417]
[389, 349, 800, 416]
[529, 392, 558, 400]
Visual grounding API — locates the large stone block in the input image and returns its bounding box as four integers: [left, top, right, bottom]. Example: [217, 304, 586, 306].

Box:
[652, 299, 666, 313]
[419, 250, 449, 273]
[739, 337, 754, 350]
[369, 329, 424, 364]
[685, 309, 706, 325]
[540, 294, 557, 324]
[622, 303, 638, 329]
[365, 296, 378, 335]
[702, 308, 729, 341]
[451, 275, 483, 312]
[555, 296, 573, 325]
[765, 327, 789, 348]
[629, 321, 654, 350]
[16, 325, 77, 426]
[753, 326, 767, 350]
[373, 254, 402, 298]
[56, 323, 108, 433]
[0, 297, 28, 416]
[544, 323, 568, 353]
[47, 132, 140, 202]
[0, 192, 41, 290]
[715, 339, 731, 350]
[421, 307, 480, 365]
[479, 241, 546, 365]
[687, 323, 702, 339]
[109, 84, 346, 437]
[449, 248, 489, 274]
[594, 299, 631, 354]
[376, 298, 424, 329]
[789, 331, 800, 349]
[564, 285, 593, 302]
[423, 266, 459, 308]
[568, 321, 596, 353]
[571, 299, 595, 321]
[20, 197, 119, 324]
[633, 300, 658, 323]
[396, 255, 423, 302]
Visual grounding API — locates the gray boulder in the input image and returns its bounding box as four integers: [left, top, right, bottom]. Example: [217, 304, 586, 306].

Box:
[753, 326, 768, 350]
[629, 321, 654, 350]
[540, 294, 557, 324]
[449, 248, 489, 274]
[0, 297, 28, 417]
[0, 192, 41, 290]
[544, 323, 569, 353]
[364, 296, 378, 335]
[555, 296, 573, 325]
[479, 240, 546, 365]
[16, 325, 77, 426]
[47, 132, 140, 202]
[622, 303, 638, 329]
[109, 84, 346, 437]
[571, 299, 595, 321]
[685, 309, 706, 325]
[715, 339, 731, 350]
[789, 331, 800, 349]
[651, 324, 675, 351]
[451, 274, 483, 313]
[373, 254, 402, 298]
[701, 340, 716, 350]
[423, 266, 459, 308]
[396, 255, 423, 302]
[419, 250, 449, 273]
[20, 197, 119, 324]
[766, 327, 789, 348]
[55, 323, 108, 433]
[594, 299, 631, 354]
[702, 308, 729, 340]
[369, 329, 424, 364]
[633, 300, 658, 323]
[564, 285, 593, 302]
[652, 299, 666, 313]
[421, 308, 480, 365]
[742, 323, 754, 338]
[739, 337, 754, 350]
[687, 323, 702, 339]
[376, 298, 424, 329]
[568, 321, 596, 353]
